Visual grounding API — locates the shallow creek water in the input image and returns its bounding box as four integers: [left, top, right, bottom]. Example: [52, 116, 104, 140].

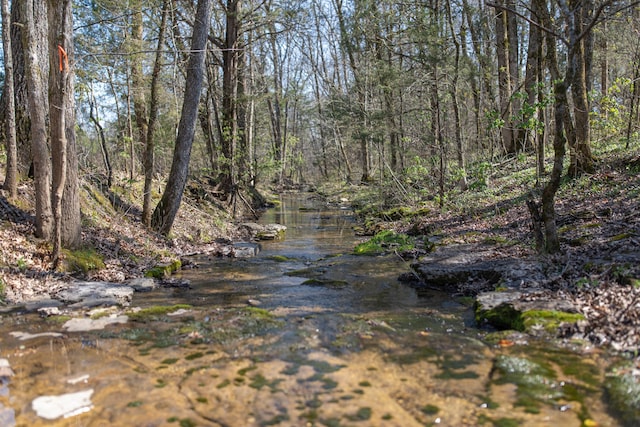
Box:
[0, 195, 626, 426]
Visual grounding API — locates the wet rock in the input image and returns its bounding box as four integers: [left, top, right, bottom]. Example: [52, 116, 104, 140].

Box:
[128, 277, 157, 292]
[56, 281, 134, 307]
[0, 359, 14, 378]
[0, 404, 15, 427]
[9, 331, 64, 340]
[240, 222, 287, 240]
[25, 299, 63, 312]
[32, 389, 94, 420]
[233, 242, 261, 257]
[37, 306, 62, 316]
[411, 244, 545, 294]
[62, 315, 128, 332]
[605, 360, 640, 426]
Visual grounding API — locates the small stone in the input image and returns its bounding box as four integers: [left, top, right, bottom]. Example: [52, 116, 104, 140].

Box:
[0, 359, 13, 377]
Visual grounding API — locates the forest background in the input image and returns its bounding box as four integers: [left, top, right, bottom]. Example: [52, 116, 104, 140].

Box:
[1, 0, 640, 289]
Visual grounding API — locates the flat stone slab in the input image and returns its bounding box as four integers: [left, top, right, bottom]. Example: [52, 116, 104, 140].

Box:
[32, 389, 94, 420]
[56, 281, 134, 306]
[411, 244, 545, 293]
[62, 315, 129, 332]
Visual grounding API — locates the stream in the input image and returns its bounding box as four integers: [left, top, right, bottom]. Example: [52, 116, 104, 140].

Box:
[0, 195, 627, 426]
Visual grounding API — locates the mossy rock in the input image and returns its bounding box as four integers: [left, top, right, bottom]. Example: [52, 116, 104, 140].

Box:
[144, 259, 182, 278]
[62, 247, 106, 274]
[354, 230, 414, 255]
[521, 310, 585, 333]
[126, 304, 192, 321]
[605, 362, 640, 426]
[476, 304, 583, 334]
[475, 302, 524, 331]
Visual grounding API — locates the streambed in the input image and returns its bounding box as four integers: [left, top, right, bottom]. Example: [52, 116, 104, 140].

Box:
[0, 195, 628, 426]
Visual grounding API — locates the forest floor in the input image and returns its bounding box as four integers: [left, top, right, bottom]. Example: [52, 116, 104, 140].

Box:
[1, 145, 640, 355]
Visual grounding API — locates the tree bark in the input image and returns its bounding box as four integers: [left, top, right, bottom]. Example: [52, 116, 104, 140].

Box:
[2, 0, 17, 197]
[49, 0, 81, 265]
[151, 0, 211, 235]
[142, 0, 169, 226]
[219, 0, 240, 195]
[22, 0, 52, 240]
[567, 0, 595, 176]
[494, 0, 515, 154]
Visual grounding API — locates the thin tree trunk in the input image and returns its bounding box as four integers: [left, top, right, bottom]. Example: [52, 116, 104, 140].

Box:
[2, 0, 17, 197]
[89, 97, 112, 188]
[143, 0, 169, 226]
[494, 0, 515, 154]
[49, 0, 80, 264]
[151, 0, 210, 235]
[446, 0, 467, 190]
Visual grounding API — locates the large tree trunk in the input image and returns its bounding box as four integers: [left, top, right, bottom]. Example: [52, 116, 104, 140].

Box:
[2, 0, 17, 197]
[219, 0, 240, 195]
[22, 0, 52, 240]
[151, 0, 211, 235]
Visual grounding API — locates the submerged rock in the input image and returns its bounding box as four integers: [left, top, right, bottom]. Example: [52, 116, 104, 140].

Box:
[605, 361, 640, 426]
[62, 315, 128, 332]
[233, 242, 261, 257]
[32, 389, 94, 420]
[0, 404, 15, 427]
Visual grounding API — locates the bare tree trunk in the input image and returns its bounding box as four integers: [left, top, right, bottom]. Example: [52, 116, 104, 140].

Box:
[151, 0, 210, 235]
[446, 0, 468, 189]
[49, 0, 80, 265]
[567, 0, 595, 176]
[89, 97, 112, 187]
[494, 0, 515, 154]
[2, 0, 17, 197]
[143, 0, 169, 226]
[22, 0, 52, 240]
[219, 0, 240, 195]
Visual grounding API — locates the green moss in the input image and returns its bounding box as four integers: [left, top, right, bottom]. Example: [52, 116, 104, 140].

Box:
[354, 230, 414, 255]
[475, 302, 524, 331]
[161, 358, 179, 365]
[268, 255, 293, 262]
[521, 310, 585, 333]
[421, 404, 439, 415]
[144, 259, 182, 278]
[243, 306, 275, 320]
[346, 407, 372, 421]
[127, 400, 144, 407]
[62, 247, 106, 274]
[127, 304, 192, 321]
[185, 352, 204, 361]
[610, 232, 634, 242]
